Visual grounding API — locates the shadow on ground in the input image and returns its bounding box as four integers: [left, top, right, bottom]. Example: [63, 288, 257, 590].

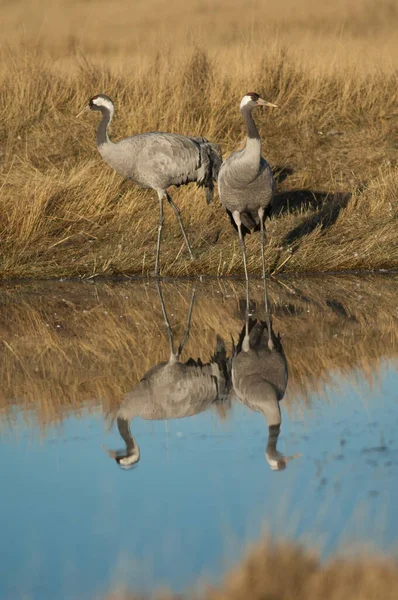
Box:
[272, 189, 351, 246]
[273, 165, 295, 185]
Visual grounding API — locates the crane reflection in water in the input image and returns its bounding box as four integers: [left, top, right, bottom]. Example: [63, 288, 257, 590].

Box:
[105, 282, 231, 469]
[106, 279, 299, 471]
[232, 281, 301, 470]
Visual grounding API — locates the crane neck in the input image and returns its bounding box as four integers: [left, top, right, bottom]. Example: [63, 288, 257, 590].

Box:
[97, 106, 114, 148]
[241, 105, 262, 157]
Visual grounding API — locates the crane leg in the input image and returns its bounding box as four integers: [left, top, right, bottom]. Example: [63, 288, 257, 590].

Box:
[166, 192, 194, 260]
[258, 207, 273, 350]
[242, 275, 250, 352]
[155, 191, 165, 276]
[232, 211, 249, 282]
[232, 210, 250, 341]
[156, 280, 175, 360]
[177, 286, 196, 359]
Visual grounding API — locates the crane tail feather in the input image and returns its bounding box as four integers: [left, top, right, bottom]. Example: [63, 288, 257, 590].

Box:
[205, 185, 214, 205]
[192, 138, 222, 204]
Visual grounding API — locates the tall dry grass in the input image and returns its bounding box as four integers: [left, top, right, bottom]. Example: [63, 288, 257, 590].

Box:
[1, 275, 397, 430]
[0, 0, 397, 278]
[1, 0, 397, 69]
[105, 539, 398, 600]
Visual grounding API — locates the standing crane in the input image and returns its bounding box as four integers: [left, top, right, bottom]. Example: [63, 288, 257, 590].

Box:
[104, 283, 230, 468]
[218, 92, 278, 285]
[77, 94, 222, 275]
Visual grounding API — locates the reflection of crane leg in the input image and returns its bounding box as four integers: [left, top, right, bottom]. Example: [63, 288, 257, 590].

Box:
[242, 276, 250, 352]
[156, 280, 175, 359]
[177, 287, 196, 358]
[258, 207, 273, 350]
[166, 192, 194, 260]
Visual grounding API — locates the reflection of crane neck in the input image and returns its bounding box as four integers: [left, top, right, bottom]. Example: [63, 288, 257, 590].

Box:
[267, 423, 281, 453]
[264, 392, 282, 428]
[266, 424, 286, 470]
[116, 416, 140, 467]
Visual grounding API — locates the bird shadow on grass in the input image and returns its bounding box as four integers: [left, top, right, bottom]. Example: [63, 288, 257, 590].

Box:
[273, 165, 295, 185]
[271, 189, 351, 247]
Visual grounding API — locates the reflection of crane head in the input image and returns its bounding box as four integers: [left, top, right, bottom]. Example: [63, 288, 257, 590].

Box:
[265, 453, 289, 471]
[104, 446, 141, 470]
[266, 424, 301, 471]
[103, 416, 141, 470]
[265, 450, 301, 471]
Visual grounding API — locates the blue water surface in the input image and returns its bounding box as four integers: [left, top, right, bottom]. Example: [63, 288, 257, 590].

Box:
[1, 360, 398, 599]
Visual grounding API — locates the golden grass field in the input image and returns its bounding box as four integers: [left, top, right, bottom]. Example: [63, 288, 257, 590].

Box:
[2, 2, 398, 597]
[105, 538, 398, 600]
[0, 0, 397, 279]
[105, 540, 398, 600]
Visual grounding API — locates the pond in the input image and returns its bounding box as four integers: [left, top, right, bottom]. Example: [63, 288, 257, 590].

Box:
[1, 275, 398, 599]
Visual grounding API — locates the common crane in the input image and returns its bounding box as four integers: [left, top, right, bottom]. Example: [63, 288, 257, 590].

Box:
[77, 95, 222, 275]
[218, 92, 278, 284]
[105, 283, 230, 468]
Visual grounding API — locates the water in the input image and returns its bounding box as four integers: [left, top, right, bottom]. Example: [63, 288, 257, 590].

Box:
[1, 275, 398, 599]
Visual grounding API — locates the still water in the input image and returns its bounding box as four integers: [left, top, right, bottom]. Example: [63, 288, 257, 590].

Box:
[1, 275, 398, 599]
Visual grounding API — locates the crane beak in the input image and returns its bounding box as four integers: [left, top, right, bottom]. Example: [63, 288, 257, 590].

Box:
[285, 452, 302, 462]
[76, 105, 90, 118]
[101, 444, 118, 459]
[266, 452, 301, 470]
[257, 98, 278, 108]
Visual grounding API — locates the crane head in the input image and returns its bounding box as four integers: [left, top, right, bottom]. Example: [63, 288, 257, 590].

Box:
[266, 451, 301, 471]
[76, 94, 114, 118]
[240, 92, 278, 111]
[102, 444, 141, 470]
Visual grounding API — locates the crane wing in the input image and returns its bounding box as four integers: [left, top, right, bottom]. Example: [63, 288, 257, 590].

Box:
[118, 133, 221, 195]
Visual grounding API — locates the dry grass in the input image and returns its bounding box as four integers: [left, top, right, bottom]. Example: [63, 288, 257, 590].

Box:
[105, 538, 398, 600]
[1, 0, 398, 69]
[1, 274, 397, 430]
[0, 0, 398, 279]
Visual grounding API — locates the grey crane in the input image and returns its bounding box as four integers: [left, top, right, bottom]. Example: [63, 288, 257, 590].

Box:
[218, 92, 278, 289]
[77, 94, 222, 275]
[105, 283, 230, 468]
[232, 303, 300, 470]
